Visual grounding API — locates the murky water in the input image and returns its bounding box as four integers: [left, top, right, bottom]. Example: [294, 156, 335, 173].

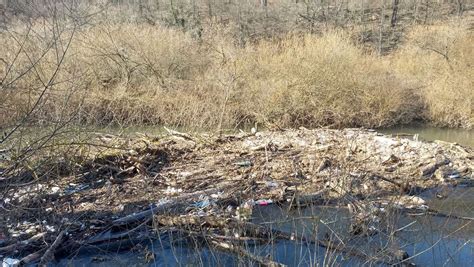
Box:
[110, 125, 474, 147]
[380, 126, 474, 147]
[56, 188, 474, 267]
[3, 125, 471, 151]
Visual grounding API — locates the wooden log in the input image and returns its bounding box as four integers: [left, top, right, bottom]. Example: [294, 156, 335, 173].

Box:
[210, 239, 286, 267]
[112, 201, 178, 226]
[20, 248, 46, 265]
[87, 220, 149, 244]
[39, 230, 65, 266]
[163, 127, 194, 141]
[210, 234, 266, 244]
[154, 215, 297, 241]
[113, 182, 235, 226]
[154, 215, 227, 228]
[406, 208, 474, 221]
[0, 232, 46, 253]
[421, 158, 450, 176]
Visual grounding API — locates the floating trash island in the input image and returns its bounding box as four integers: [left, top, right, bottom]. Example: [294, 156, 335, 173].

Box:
[1, 128, 473, 266]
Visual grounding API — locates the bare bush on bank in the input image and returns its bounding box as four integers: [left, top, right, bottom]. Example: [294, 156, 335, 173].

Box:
[393, 21, 473, 128]
[0, 0, 472, 133]
[0, 1, 97, 187]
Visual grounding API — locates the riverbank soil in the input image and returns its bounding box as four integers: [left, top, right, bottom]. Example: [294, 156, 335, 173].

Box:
[0, 128, 472, 265]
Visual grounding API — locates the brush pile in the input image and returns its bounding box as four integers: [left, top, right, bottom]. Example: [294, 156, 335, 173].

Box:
[0, 128, 472, 265]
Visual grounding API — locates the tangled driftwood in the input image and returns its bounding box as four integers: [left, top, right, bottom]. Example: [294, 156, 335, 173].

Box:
[0, 128, 472, 265]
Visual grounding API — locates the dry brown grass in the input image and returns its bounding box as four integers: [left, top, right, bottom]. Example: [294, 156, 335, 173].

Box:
[232, 32, 418, 128]
[1, 17, 472, 130]
[392, 19, 473, 128]
[75, 24, 211, 126]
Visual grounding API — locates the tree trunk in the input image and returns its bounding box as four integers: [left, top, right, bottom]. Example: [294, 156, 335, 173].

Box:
[456, 0, 464, 16]
[378, 1, 385, 55]
[207, 0, 213, 17]
[390, 0, 399, 27]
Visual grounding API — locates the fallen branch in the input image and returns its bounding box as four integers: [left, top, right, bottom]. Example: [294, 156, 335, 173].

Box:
[20, 248, 47, 265]
[289, 188, 330, 207]
[210, 239, 286, 267]
[39, 230, 66, 266]
[318, 238, 412, 266]
[210, 234, 266, 244]
[421, 158, 450, 176]
[163, 126, 194, 141]
[0, 232, 46, 253]
[407, 208, 474, 221]
[87, 220, 149, 244]
[154, 215, 299, 241]
[113, 181, 235, 226]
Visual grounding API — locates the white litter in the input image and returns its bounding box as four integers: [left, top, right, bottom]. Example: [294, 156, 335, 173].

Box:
[2, 258, 20, 267]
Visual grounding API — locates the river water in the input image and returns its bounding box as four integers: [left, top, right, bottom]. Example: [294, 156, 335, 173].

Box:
[380, 126, 473, 147]
[55, 187, 474, 267]
[107, 125, 474, 147]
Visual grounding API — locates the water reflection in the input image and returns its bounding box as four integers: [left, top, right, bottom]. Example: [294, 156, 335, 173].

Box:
[381, 126, 473, 147]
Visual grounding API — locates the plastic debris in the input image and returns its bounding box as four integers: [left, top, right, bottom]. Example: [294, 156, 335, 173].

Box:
[265, 181, 279, 188]
[255, 199, 274, 206]
[388, 195, 428, 210]
[196, 210, 207, 216]
[448, 173, 460, 179]
[50, 186, 61, 194]
[64, 184, 90, 195]
[225, 205, 234, 213]
[2, 258, 20, 267]
[45, 225, 56, 232]
[233, 160, 252, 167]
[164, 187, 183, 196]
[190, 199, 212, 209]
[235, 201, 254, 220]
[210, 192, 223, 199]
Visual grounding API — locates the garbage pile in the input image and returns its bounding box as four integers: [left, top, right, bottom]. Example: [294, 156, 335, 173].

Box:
[0, 128, 472, 266]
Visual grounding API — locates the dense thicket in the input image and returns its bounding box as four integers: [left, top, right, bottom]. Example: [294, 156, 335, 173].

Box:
[0, 0, 472, 130]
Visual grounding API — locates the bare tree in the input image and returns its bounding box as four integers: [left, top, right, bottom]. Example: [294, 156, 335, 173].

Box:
[378, 0, 385, 55]
[390, 0, 399, 27]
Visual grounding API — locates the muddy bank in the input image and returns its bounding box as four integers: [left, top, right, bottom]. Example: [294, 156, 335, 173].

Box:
[0, 128, 473, 266]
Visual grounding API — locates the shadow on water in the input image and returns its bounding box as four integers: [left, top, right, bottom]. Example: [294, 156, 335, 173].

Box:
[56, 188, 474, 267]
